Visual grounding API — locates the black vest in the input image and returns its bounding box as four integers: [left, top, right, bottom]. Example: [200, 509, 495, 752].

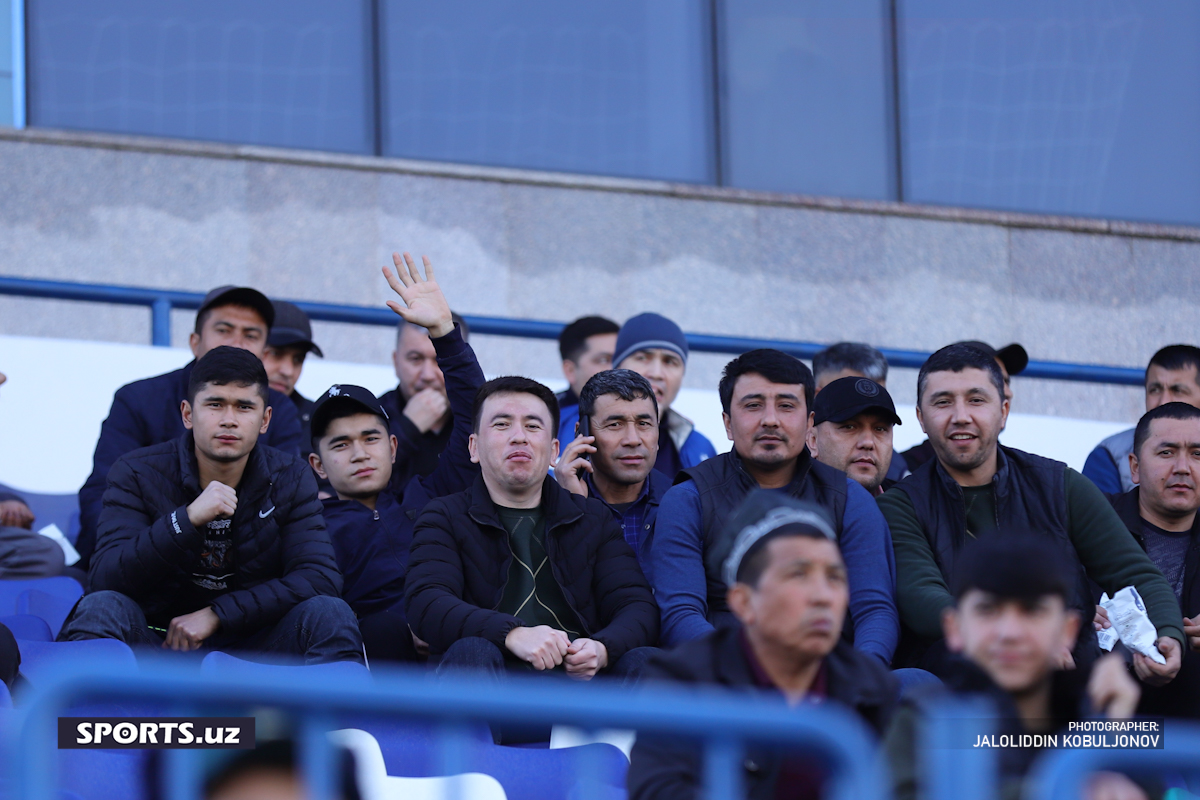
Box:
[680, 448, 847, 615]
[894, 446, 1098, 665]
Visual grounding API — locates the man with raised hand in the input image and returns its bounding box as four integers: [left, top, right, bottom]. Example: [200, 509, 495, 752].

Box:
[650, 348, 898, 666]
[879, 343, 1184, 678]
[308, 252, 484, 663]
[554, 369, 671, 578]
[78, 286, 304, 568]
[406, 376, 659, 684]
[61, 346, 361, 664]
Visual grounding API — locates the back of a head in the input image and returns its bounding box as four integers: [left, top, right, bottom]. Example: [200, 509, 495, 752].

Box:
[559, 316, 620, 362]
[812, 342, 887, 385]
[578, 369, 658, 419]
[952, 532, 1074, 604]
[188, 346, 270, 404]
[1147, 344, 1200, 380]
[724, 489, 838, 588]
[473, 376, 560, 435]
[718, 349, 814, 414]
[1133, 401, 1200, 456]
[917, 343, 1005, 405]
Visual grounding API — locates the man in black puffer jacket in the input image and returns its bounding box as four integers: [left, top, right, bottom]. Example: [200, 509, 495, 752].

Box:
[60, 346, 362, 665]
[406, 376, 659, 682]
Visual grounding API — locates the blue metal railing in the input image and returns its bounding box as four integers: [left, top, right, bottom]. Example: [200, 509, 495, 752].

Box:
[5, 662, 890, 800]
[0, 275, 1145, 386]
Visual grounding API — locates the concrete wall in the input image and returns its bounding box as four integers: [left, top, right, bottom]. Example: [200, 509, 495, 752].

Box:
[2, 126, 1199, 425]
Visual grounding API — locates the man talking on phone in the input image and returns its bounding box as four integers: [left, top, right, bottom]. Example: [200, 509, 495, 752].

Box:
[554, 370, 671, 580]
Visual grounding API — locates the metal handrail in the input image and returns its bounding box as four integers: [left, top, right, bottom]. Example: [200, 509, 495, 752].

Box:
[5, 661, 890, 800]
[0, 274, 1145, 386]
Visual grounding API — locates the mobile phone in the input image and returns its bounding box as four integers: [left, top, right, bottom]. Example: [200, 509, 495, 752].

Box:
[575, 415, 592, 474]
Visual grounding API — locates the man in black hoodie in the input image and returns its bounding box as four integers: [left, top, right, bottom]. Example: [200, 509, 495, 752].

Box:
[308, 252, 485, 663]
[60, 346, 361, 664]
[628, 491, 897, 800]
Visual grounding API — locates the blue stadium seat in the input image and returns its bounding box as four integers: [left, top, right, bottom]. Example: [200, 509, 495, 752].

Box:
[0, 613, 53, 641]
[0, 484, 81, 544]
[0, 679, 10, 709]
[17, 586, 84, 638]
[0, 577, 83, 640]
[16, 639, 137, 687]
[58, 749, 150, 800]
[470, 742, 629, 800]
[199, 650, 372, 682]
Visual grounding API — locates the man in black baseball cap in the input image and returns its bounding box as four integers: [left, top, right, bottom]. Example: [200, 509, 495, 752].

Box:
[307, 252, 486, 664]
[808, 377, 903, 496]
[264, 300, 325, 470]
[77, 285, 304, 569]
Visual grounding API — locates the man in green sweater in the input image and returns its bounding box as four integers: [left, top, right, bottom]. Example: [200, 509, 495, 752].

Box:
[878, 343, 1183, 685]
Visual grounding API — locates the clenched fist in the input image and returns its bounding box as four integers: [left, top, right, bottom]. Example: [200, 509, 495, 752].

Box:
[505, 625, 570, 670]
[163, 607, 221, 651]
[187, 481, 237, 528]
[403, 388, 450, 433]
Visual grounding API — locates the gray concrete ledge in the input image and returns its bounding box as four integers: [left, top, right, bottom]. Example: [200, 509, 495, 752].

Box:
[3, 125, 1198, 243]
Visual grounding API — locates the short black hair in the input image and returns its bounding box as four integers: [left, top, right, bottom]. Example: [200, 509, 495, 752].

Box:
[1133, 401, 1200, 457]
[1147, 345, 1200, 385]
[310, 400, 390, 453]
[559, 316, 620, 362]
[187, 346, 269, 405]
[194, 303, 267, 335]
[472, 376, 560, 436]
[718, 349, 814, 414]
[812, 342, 887, 384]
[917, 343, 1006, 405]
[952, 533, 1074, 603]
[396, 311, 470, 343]
[578, 369, 658, 420]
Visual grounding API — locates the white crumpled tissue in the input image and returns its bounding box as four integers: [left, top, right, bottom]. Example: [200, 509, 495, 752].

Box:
[1096, 586, 1166, 665]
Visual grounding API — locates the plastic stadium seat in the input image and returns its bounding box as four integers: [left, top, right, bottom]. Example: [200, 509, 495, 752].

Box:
[58, 749, 150, 800]
[331, 728, 507, 800]
[0, 680, 10, 709]
[0, 484, 81, 544]
[16, 639, 138, 686]
[0, 613, 53, 641]
[0, 577, 83, 636]
[471, 742, 629, 800]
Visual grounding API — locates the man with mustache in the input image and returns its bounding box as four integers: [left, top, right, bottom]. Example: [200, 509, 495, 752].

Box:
[1101, 402, 1200, 718]
[405, 376, 659, 685]
[808, 376, 902, 497]
[879, 343, 1184, 679]
[649, 349, 899, 667]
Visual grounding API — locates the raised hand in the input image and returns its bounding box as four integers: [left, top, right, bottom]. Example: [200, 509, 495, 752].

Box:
[382, 252, 454, 339]
[553, 434, 596, 497]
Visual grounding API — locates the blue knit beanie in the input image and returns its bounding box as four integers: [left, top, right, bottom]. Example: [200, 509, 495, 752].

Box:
[613, 313, 689, 368]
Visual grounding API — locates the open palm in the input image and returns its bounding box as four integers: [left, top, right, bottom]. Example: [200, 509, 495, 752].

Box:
[382, 252, 454, 338]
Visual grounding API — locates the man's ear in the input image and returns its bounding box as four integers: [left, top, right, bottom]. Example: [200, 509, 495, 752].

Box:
[1129, 452, 1140, 486]
[259, 406, 273, 435]
[308, 452, 327, 480]
[551, 437, 560, 464]
[915, 404, 926, 435]
[188, 332, 202, 359]
[722, 412, 733, 442]
[562, 359, 578, 388]
[806, 426, 819, 457]
[999, 397, 1011, 430]
[181, 400, 193, 430]
[468, 433, 480, 465]
[1062, 608, 1082, 653]
[389, 434, 399, 465]
[727, 583, 754, 627]
[942, 606, 964, 652]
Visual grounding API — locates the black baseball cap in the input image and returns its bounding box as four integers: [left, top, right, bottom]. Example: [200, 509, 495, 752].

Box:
[812, 376, 901, 426]
[309, 384, 390, 442]
[956, 340, 1028, 376]
[268, 300, 323, 357]
[197, 285, 275, 329]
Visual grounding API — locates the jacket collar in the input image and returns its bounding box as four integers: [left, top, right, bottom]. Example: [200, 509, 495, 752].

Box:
[177, 432, 271, 504]
[664, 407, 697, 454]
[726, 446, 817, 493]
[1111, 486, 1200, 543]
[466, 473, 584, 533]
[932, 444, 1013, 498]
[585, 467, 670, 510]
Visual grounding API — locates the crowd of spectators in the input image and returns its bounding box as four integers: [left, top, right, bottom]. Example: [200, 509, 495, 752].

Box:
[1, 250, 1197, 799]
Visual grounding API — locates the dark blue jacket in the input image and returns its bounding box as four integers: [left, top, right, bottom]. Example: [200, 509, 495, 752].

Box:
[90, 433, 338, 634]
[322, 327, 483, 621]
[77, 361, 303, 568]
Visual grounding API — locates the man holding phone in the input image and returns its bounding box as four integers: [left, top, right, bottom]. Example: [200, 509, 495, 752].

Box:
[554, 370, 670, 579]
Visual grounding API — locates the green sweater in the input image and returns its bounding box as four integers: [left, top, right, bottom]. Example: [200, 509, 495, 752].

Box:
[878, 467, 1185, 650]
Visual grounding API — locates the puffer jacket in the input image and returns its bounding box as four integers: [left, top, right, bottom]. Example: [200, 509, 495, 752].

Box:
[90, 433, 340, 634]
[405, 475, 659, 660]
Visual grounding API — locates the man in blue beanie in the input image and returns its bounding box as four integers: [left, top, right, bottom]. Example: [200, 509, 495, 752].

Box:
[608, 312, 715, 479]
